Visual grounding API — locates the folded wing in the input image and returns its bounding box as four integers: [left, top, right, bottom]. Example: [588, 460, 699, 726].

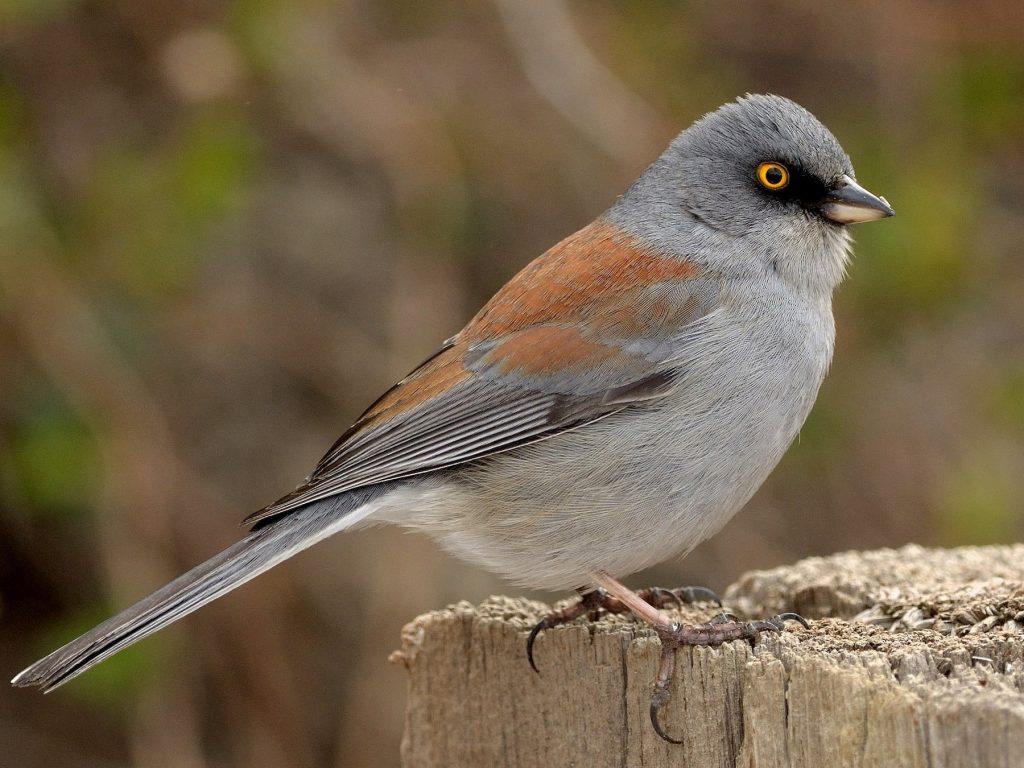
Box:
[248, 220, 718, 524]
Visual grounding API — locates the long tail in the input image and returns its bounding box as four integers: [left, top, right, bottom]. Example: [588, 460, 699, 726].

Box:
[12, 489, 384, 692]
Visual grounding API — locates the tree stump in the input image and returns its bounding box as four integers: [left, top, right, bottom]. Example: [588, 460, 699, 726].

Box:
[390, 545, 1024, 767]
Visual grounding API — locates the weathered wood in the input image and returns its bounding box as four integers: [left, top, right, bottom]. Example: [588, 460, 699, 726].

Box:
[391, 545, 1024, 767]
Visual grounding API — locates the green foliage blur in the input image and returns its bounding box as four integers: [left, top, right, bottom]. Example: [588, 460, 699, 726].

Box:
[1, 2, 1021, 767]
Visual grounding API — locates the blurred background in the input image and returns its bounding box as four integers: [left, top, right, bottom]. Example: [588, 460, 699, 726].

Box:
[1, 1, 1022, 766]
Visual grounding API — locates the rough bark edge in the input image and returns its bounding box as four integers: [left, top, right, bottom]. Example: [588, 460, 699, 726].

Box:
[393, 545, 1024, 768]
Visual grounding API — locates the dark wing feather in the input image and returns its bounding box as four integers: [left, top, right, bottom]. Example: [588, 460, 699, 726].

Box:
[247, 359, 670, 525]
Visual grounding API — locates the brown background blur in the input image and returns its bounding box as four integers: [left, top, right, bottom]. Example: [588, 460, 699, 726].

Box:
[1, 1, 1022, 766]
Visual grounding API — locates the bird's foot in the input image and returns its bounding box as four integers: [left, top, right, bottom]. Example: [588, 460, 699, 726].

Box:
[526, 572, 809, 743]
[649, 612, 810, 743]
[526, 585, 721, 673]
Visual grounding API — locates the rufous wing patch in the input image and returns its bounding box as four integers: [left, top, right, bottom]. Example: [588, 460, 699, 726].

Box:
[465, 219, 698, 340]
[481, 326, 624, 376]
[321, 221, 697, 431]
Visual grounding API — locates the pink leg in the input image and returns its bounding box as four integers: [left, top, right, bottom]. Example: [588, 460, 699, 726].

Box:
[525, 579, 721, 672]
[589, 569, 809, 744]
[590, 570, 675, 628]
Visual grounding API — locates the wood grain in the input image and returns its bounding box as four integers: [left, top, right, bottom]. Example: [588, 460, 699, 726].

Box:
[392, 545, 1024, 768]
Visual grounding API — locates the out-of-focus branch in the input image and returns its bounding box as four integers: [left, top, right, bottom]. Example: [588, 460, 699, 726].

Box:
[494, 0, 667, 166]
[269, 12, 469, 371]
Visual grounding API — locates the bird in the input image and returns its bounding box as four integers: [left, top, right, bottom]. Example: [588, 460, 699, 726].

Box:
[12, 94, 893, 739]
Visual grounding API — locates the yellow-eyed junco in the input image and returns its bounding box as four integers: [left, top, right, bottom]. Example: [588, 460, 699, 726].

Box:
[13, 94, 893, 740]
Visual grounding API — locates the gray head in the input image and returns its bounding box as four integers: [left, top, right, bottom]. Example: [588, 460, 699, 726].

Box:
[612, 94, 893, 294]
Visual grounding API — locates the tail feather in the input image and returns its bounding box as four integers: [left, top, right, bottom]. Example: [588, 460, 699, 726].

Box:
[12, 492, 381, 692]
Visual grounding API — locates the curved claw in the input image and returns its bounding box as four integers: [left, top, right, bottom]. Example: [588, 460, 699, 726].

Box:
[526, 618, 552, 673]
[524, 588, 621, 672]
[647, 609, 809, 741]
[676, 586, 723, 607]
[641, 586, 682, 609]
[650, 698, 684, 744]
[775, 612, 810, 629]
[646, 633, 689, 744]
[747, 619, 784, 635]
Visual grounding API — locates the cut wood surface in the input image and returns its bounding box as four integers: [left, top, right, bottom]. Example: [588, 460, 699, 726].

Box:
[390, 545, 1024, 768]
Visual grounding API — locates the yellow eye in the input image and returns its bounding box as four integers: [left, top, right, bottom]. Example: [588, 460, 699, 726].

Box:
[756, 161, 790, 190]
